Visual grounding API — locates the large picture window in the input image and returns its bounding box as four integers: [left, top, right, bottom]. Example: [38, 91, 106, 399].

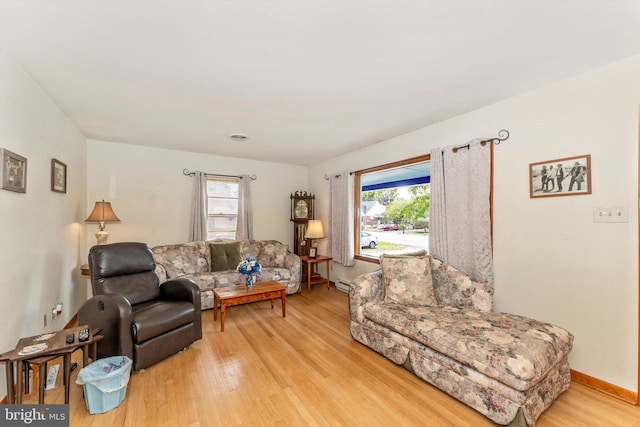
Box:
[206, 178, 239, 240]
[354, 155, 430, 261]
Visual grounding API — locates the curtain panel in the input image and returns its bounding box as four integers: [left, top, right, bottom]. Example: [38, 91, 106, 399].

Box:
[189, 170, 208, 241]
[329, 172, 355, 267]
[236, 175, 253, 240]
[429, 140, 494, 287]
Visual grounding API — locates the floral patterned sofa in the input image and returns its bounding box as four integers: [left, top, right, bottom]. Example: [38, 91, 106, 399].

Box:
[152, 239, 301, 310]
[349, 252, 574, 426]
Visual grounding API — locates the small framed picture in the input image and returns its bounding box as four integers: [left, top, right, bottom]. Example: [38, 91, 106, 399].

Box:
[51, 158, 67, 193]
[308, 247, 317, 258]
[0, 148, 27, 193]
[529, 154, 591, 198]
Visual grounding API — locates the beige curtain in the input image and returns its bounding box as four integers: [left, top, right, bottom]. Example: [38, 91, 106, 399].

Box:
[236, 175, 253, 240]
[429, 140, 494, 287]
[328, 172, 355, 267]
[189, 171, 208, 241]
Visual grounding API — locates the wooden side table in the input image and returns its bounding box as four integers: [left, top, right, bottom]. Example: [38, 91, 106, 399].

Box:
[1, 325, 101, 404]
[300, 255, 333, 292]
[80, 263, 90, 277]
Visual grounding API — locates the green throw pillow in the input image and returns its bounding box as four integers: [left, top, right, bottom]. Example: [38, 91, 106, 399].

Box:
[209, 241, 242, 272]
[379, 252, 437, 306]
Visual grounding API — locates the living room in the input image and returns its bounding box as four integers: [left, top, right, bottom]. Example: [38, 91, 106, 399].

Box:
[1, 1, 639, 424]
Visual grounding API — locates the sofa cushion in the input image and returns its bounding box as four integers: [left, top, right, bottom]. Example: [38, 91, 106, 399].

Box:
[152, 241, 209, 278]
[362, 302, 574, 391]
[380, 252, 436, 307]
[209, 241, 242, 272]
[259, 240, 289, 268]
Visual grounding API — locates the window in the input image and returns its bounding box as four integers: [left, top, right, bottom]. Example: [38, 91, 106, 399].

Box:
[354, 155, 430, 261]
[206, 178, 240, 240]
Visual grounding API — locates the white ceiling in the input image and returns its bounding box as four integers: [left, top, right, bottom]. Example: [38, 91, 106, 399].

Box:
[1, 1, 639, 166]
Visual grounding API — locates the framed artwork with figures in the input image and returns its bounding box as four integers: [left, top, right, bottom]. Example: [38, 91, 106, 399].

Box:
[529, 154, 591, 198]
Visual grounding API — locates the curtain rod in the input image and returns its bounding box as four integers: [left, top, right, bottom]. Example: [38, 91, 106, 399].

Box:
[324, 172, 354, 180]
[452, 129, 510, 153]
[183, 169, 257, 180]
[323, 129, 510, 179]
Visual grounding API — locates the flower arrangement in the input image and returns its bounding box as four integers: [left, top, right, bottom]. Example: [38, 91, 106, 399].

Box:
[237, 256, 262, 289]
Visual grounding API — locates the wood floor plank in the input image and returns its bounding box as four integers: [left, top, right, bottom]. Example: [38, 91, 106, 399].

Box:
[17, 287, 640, 426]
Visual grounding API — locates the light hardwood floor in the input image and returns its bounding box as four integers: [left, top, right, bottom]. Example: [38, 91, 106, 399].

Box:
[21, 287, 640, 426]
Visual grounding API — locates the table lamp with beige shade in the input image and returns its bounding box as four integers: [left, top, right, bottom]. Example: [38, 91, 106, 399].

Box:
[85, 200, 121, 245]
[304, 219, 325, 258]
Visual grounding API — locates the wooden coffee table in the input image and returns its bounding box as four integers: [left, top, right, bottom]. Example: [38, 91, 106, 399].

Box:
[213, 281, 286, 332]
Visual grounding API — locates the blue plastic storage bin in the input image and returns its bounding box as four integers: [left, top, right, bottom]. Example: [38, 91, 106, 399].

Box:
[76, 356, 132, 414]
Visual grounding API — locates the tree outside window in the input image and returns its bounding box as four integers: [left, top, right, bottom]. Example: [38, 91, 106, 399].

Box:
[355, 156, 430, 260]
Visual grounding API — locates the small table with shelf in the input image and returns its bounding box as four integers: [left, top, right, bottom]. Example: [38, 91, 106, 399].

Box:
[300, 255, 333, 292]
[0, 325, 101, 404]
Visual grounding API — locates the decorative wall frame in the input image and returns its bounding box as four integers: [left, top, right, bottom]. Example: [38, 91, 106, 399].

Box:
[51, 158, 67, 193]
[0, 148, 27, 193]
[529, 154, 591, 198]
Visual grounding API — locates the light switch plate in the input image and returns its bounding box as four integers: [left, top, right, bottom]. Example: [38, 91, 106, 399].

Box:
[593, 206, 627, 223]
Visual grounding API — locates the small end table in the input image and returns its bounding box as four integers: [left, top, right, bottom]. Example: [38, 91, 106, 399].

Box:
[80, 263, 90, 277]
[1, 325, 101, 404]
[300, 255, 333, 292]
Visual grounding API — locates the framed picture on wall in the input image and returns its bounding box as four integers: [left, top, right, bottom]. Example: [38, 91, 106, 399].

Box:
[0, 148, 27, 193]
[51, 158, 67, 193]
[529, 154, 591, 198]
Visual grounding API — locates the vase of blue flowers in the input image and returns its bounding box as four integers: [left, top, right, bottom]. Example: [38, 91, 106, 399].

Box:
[237, 256, 262, 290]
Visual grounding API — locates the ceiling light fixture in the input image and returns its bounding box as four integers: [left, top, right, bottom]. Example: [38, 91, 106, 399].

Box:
[230, 133, 249, 141]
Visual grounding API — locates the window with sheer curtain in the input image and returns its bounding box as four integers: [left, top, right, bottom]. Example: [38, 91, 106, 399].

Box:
[206, 178, 239, 240]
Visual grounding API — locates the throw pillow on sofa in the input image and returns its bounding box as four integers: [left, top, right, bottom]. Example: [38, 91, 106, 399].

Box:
[380, 251, 437, 307]
[258, 240, 289, 268]
[209, 241, 242, 272]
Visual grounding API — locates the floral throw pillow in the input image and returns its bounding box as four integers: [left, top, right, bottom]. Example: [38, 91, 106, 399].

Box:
[380, 252, 437, 306]
[258, 240, 289, 268]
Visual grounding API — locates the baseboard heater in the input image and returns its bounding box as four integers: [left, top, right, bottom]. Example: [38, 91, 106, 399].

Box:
[336, 279, 350, 293]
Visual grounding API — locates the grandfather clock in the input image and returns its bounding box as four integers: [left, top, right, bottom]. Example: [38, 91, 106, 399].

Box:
[290, 191, 315, 256]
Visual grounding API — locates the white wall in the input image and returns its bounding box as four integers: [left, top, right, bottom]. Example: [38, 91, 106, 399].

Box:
[0, 49, 87, 398]
[86, 140, 308, 249]
[309, 55, 640, 392]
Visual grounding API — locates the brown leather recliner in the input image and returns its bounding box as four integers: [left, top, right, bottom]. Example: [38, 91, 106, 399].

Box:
[78, 242, 202, 371]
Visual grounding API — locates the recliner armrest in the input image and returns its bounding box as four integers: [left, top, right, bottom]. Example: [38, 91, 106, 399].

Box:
[160, 278, 201, 308]
[78, 294, 134, 361]
[160, 278, 202, 341]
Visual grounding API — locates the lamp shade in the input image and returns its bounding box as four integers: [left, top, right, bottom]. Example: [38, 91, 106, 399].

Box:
[85, 200, 121, 224]
[304, 220, 325, 239]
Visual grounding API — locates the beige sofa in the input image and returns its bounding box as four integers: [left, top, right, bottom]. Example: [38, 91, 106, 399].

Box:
[152, 239, 301, 310]
[350, 252, 573, 426]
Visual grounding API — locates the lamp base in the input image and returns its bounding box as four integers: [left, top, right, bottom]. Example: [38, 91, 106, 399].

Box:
[95, 230, 109, 245]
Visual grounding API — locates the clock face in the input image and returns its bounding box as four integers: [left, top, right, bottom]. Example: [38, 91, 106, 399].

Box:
[295, 200, 309, 218]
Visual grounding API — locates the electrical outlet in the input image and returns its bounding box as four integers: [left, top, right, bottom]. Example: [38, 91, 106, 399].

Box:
[43, 313, 47, 328]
